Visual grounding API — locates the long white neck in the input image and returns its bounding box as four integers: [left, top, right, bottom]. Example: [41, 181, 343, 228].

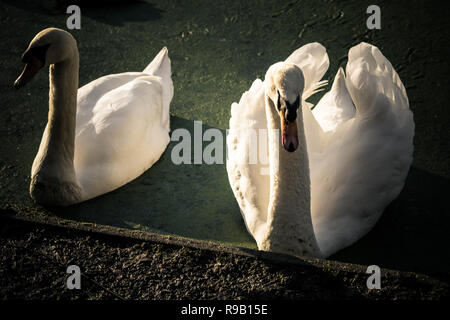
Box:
[30, 49, 81, 202]
[260, 95, 322, 257]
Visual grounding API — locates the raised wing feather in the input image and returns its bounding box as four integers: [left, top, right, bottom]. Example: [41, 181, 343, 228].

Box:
[312, 67, 355, 132]
[309, 43, 414, 256]
[285, 42, 330, 100]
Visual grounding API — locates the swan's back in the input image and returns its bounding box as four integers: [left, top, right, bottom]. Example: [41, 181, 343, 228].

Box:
[74, 47, 173, 201]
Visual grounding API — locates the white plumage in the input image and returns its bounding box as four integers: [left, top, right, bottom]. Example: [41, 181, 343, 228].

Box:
[74, 47, 173, 201]
[227, 42, 414, 257]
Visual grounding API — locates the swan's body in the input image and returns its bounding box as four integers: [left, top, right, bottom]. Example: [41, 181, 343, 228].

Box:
[15, 28, 173, 206]
[226, 42, 414, 258]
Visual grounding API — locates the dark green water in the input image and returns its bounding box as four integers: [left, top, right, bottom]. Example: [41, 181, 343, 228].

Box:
[0, 0, 449, 274]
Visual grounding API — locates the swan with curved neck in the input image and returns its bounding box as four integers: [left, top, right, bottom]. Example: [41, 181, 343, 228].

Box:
[227, 43, 414, 258]
[260, 63, 322, 257]
[15, 28, 173, 206]
[15, 29, 82, 205]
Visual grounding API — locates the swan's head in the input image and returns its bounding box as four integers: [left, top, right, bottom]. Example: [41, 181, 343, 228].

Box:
[14, 28, 77, 89]
[265, 63, 304, 152]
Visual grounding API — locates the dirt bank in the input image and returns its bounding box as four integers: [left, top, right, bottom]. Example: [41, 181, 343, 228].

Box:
[1, 209, 447, 300]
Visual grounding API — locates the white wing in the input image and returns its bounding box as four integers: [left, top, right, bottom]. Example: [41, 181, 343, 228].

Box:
[285, 42, 329, 100]
[286, 43, 331, 154]
[74, 47, 173, 201]
[309, 43, 414, 256]
[312, 67, 355, 132]
[226, 78, 269, 244]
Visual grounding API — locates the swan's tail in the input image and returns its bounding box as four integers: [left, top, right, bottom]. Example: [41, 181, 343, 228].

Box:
[143, 47, 170, 75]
[143, 47, 173, 130]
[345, 42, 410, 116]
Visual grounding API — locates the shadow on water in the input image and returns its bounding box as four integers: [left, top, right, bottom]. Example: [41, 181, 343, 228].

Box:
[1, 0, 163, 26]
[331, 166, 450, 275]
[50, 116, 256, 249]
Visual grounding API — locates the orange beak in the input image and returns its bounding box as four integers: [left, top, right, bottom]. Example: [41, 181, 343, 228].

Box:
[14, 56, 43, 89]
[280, 110, 299, 152]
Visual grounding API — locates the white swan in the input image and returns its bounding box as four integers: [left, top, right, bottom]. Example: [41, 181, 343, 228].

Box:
[226, 42, 414, 258]
[14, 28, 173, 206]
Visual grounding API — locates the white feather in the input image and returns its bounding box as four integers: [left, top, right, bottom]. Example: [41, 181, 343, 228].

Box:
[74, 47, 173, 201]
